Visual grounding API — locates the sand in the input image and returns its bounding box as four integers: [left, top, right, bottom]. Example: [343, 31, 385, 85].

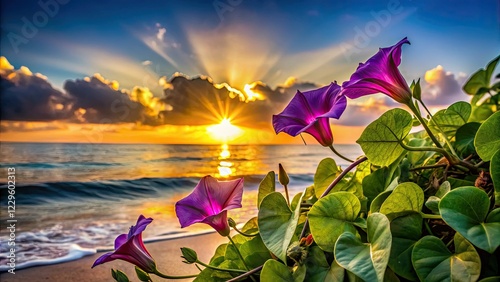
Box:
[0, 232, 228, 282]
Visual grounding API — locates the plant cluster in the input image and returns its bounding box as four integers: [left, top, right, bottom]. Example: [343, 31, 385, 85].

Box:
[92, 38, 500, 281]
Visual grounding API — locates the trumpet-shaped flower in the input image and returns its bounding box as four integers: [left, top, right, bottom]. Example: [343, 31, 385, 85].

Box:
[175, 176, 244, 236]
[272, 82, 347, 146]
[92, 215, 157, 273]
[342, 37, 412, 104]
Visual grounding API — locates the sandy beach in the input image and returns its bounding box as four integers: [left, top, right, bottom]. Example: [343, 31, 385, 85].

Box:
[0, 232, 228, 282]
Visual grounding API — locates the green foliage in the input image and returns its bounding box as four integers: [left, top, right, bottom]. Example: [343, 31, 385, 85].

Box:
[313, 158, 341, 197]
[429, 101, 471, 139]
[492, 150, 500, 205]
[412, 233, 481, 282]
[335, 213, 392, 282]
[439, 187, 500, 253]
[463, 55, 499, 95]
[111, 269, 130, 282]
[357, 108, 413, 166]
[308, 192, 360, 252]
[258, 192, 303, 262]
[474, 111, 500, 161]
[260, 259, 293, 281]
[258, 171, 276, 208]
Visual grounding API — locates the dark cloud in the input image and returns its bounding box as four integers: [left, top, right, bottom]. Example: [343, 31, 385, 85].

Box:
[161, 74, 319, 127]
[1, 59, 73, 121]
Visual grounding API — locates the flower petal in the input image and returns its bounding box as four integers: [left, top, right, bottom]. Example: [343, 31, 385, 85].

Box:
[342, 37, 412, 104]
[114, 233, 128, 250]
[128, 215, 153, 238]
[202, 210, 230, 236]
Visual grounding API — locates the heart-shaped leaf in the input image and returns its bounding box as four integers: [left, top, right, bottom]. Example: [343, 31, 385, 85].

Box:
[388, 212, 422, 280]
[314, 158, 341, 198]
[429, 101, 471, 138]
[474, 111, 500, 161]
[258, 192, 304, 262]
[335, 213, 392, 282]
[239, 235, 273, 268]
[439, 186, 500, 253]
[463, 55, 499, 95]
[380, 182, 424, 219]
[491, 150, 500, 205]
[412, 233, 481, 282]
[305, 246, 345, 281]
[455, 122, 481, 157]
[260, 259, 293, 281]
[309, 192, 360, 252]
[357, 108, 412, 166]
[258, 171, 276, 208]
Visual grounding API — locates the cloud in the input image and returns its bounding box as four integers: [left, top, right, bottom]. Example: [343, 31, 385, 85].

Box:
[64, 74, 169, 125]
[0, 56, 73, 121]
[157, 27, 166, 41]
[422, 65, 469, 105]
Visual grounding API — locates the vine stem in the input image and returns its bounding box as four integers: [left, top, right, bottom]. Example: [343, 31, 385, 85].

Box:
[408, 102, 444, 149]
[328, 145, 355, 163]
[421, 213, 442, 219]
[153, 270, 199, 279]
[300, 156, 368, 238]
[227, 265, 264, 282]
[193, 260, 247, 274]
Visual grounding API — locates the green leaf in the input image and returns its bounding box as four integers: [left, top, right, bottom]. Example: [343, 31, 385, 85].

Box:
[491, 150, 500, 205]
[463, 55, 500, 95]
[209, 243, 227, 265]
[455, 122, 481, 157]
[475, 111, 500, 161]
[411, 78, 422, 101]
[370, 190, 392, 214]
[258, 171, 276, 208]
[305, 246, 345, 281]
[429, 101, 471, 138]
[407, 138, 435, 166]
[380, 182, 424, 219]
[309, 192, 360, 252]
[357, 108, 412, 166]
[260, 260, 293, 282]
[314, 158, 341, 198]
[335, 213, 392, 282]
[388, 212, 422, 280]
[412, 233, 481, 282]
[425, 181, 451, 214]
[258, 192, 304, 262]
[362, 162, 400, 205]
[239, 235, 273, 268]
[439, 187, 500, 253]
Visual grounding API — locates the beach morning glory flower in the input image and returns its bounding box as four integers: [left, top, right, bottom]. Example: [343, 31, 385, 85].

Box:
[175, 175, 244, 236]
[272, 82, 347, 147]
[342, 37, 412, 105]
[92, 215, 157, 273]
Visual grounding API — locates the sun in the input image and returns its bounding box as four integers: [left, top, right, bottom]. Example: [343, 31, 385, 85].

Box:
[206, 118, 243, 142]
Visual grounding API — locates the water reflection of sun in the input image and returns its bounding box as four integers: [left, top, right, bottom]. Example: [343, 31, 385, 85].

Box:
[217, 144, 233, 178]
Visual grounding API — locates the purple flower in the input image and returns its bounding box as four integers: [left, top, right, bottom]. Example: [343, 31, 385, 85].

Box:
[342, 37, 412, 104]
[272, 82, 347, 146]
[92, 215, 157, 273]
[175, 176, 244, 236]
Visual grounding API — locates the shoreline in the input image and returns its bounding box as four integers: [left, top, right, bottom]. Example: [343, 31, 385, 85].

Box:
[0, 232, 227, 282]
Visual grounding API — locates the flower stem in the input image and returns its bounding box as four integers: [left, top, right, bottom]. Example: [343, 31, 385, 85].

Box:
[153, 270, 199, 279]
[328, 145, 355, 163]
[418, 100, 460, 157]
[227, 236, 256, 281]
[300, 156, 368, 238]
[408, 102, 444, 149]
[232, 225, 259, 237]
[194, 260, 247, 274]
[421, 213, 442, 219]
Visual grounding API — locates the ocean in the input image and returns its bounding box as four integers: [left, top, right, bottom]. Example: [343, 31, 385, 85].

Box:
[0, 142, 362, 271]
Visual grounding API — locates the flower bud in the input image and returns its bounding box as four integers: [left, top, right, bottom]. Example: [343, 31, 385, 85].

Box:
[135, 266, 152, 282]
[278, 163, 289, 186]
[180, 247, 198, 264]
[111, 269, 130, 282]
[228, 217, 237, 228]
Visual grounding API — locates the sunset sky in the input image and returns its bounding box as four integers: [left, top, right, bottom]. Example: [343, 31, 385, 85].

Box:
[1, 0, 499, 144]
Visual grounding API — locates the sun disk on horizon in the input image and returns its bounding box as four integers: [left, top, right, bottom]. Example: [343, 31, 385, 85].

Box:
[207, 118, 243, 142]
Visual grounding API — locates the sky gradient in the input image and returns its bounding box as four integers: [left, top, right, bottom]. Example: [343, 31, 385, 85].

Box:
[1, 0, 499, 144]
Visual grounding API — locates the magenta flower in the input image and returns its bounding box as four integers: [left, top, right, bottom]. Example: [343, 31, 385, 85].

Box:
[342, 37, 412, 105]
[92, 215, 157, 273]
[175, 176, 244, 236]
[272, 82, 347, 146]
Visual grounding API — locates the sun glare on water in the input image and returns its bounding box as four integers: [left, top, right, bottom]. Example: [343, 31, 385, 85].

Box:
[207, 118, 243, 142]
